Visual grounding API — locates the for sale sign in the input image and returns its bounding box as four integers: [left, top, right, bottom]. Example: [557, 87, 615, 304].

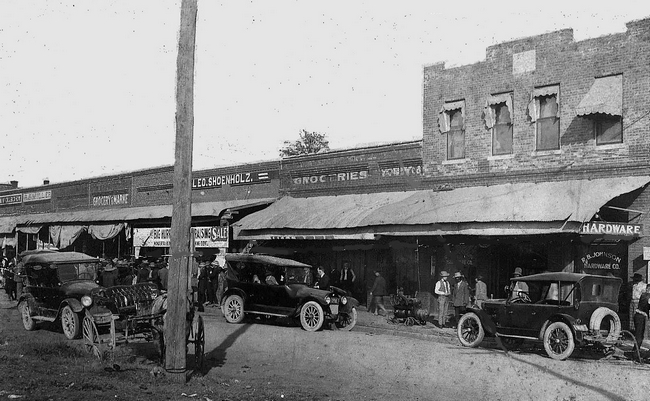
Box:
[133, 226, 228, 248]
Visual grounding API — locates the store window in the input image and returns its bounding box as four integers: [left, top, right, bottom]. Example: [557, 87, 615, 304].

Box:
[438, 100, 465, 160]
[594, 115, 623, 145]
[528, 85, 560, 151]
[484, 93, 513, 155]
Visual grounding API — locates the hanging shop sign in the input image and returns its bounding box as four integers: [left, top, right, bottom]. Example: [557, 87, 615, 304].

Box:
[91, 193, 130, 207]
[23, 190, 52, 203]
[0, 193, 22, 206]
[580, 221, 642, 237]
[581, 251, 622, 272]
[133, 226, 229, 248]
[191, 171, 271, 190]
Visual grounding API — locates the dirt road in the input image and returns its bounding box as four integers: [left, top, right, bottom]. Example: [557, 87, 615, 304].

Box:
[2, 289, 650, 400]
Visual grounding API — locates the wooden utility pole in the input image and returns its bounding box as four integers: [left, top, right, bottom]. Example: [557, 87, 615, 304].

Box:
[165, 0, 198, 382]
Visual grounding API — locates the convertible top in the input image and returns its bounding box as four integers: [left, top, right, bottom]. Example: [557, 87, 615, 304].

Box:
[225, 253, 311, 268]
[22, 251, 99, 265]
[511, 272, 622, 283]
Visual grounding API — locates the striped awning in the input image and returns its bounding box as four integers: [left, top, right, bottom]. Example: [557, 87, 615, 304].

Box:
[576, 75, 622, 117]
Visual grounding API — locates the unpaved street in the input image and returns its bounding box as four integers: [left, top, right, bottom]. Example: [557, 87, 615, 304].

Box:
[200, 311, 650, 401]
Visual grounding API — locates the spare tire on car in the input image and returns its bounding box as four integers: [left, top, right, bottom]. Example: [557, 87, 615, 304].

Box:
[589, 306, 621, 342]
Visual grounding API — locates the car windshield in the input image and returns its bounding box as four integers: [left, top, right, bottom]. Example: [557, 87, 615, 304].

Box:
[285, 266, 313, 285]
[57, 262, 98, 283]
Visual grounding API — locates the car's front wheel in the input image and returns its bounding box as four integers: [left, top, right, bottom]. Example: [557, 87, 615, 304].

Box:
[457, 312, 484, 347]
[223, 295, 245, 324]
[543, 321, 575, 360]
[61, 305, 81, 340]
[300, 301, 324, 332]
[335, 307, 357, 331]
[18, 301, 36, 331]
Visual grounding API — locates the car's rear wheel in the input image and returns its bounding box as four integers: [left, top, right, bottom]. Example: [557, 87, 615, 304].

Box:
[223, 295, 245, 324]
[19, 301, 36, 331]
[300, 301, 324, 332]
[335, 307, 357, 331]
[543, 321, 575, 360]
[61, 305, 81, 340]
[457, 312, 484, 347]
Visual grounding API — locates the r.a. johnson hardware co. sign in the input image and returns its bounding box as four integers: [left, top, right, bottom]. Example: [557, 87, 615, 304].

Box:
[580, 222, 642, 236]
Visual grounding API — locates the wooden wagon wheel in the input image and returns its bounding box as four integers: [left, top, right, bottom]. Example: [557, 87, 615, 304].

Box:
[82, 314, 101, 359]
[193, 315, 205, 370]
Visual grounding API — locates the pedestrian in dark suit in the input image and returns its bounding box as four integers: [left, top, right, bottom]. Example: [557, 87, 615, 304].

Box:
[370, 270, 388, 316]
[314, 266, 330, 290]
[452, 272, 470, 328]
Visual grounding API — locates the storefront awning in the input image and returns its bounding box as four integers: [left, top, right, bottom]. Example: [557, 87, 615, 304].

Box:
[576, 75, 622, 117]
[15, 198, 275, 225]
[234, 177, 650, 239]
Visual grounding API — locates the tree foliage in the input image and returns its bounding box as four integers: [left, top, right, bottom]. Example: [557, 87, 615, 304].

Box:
[279, 129, 330, 157]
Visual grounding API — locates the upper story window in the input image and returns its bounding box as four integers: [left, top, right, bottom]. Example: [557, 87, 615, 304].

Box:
[528, 85, 560, 151]
[484, 93, 513, 155]
[438, 100, 465, 160]
[575, 74, 623, 146]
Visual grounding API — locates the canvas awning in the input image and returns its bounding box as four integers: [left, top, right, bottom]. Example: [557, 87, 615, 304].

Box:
[15, 198, 275, 225]
[576, 75, 622, 117]
[234, 177, 650, 239]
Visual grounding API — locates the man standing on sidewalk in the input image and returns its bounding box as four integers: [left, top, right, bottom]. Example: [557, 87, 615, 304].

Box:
[435, 271, 451, 328]
[370, 270, 388, 316]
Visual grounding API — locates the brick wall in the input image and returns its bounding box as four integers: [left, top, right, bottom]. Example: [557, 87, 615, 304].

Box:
[422, 19, 650, 187]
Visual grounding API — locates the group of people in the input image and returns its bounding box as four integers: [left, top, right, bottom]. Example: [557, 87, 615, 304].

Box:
[434, 270, 489, 328]
[97, 257, 170, 291]
[1, 255, 18, 301]
[196, 259, 228, 310]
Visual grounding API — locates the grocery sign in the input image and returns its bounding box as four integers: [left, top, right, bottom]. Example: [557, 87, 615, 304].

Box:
[133, 226, 228, 248]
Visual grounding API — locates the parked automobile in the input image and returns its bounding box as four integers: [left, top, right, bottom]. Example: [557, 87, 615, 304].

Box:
[457, 272, 623, 360]
[17, 251, 159, 341]
[221, 253, 359, 331]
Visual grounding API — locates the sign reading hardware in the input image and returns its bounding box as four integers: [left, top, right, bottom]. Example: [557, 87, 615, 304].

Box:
[23, 190, 52, 203]
[580, 222, 642, 236]
[292, 170, 369, 185]
[192, 171, 270, 189]
[133, 226, 228, 248]
[92, 193, 130, 207]
[0, 194, 22, 206]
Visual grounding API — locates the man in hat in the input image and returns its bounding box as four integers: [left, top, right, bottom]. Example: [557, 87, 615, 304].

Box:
[158, 260, 169, 291]
[630, 273, 647, 330]
[215, 260, 228, 307]
[101, 261, 119, 288]
[634, 284, 650, 348]
[435, 271, 452, 328]
[510, 267, 529, 298]
[369, 270, 388, 316]
[197, 261, 210, 308]
[452, 272, 470, 328]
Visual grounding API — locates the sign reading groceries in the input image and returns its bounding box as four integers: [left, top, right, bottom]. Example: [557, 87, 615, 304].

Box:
[580, 222, 642, 237]
[133, 226, 228, 248]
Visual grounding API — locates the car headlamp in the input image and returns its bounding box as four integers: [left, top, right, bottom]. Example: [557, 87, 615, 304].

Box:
[341, 296, 348, 305]
[324, 296, 331, 304]
[81, 295, 93, 307]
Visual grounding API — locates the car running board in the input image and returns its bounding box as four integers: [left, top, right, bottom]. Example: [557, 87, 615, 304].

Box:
[31, 316, 56, 322]
[497, 334, 537, 340]
[246, 310, 288, 318]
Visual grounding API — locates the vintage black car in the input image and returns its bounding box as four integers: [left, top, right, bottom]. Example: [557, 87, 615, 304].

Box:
[221, 253, 359, 331]
[457, 272, 622, 360]
[17, 251, 161, 342]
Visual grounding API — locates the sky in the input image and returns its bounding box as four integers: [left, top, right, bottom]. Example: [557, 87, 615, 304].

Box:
[1, 1, 650, 188]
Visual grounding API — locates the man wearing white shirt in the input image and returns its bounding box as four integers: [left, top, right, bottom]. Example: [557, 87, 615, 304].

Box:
[435, 271, 452, 328]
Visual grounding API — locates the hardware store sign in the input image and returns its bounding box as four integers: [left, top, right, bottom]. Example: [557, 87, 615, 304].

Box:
[133, 226, 228, 248]
[580, 222, 642, 237]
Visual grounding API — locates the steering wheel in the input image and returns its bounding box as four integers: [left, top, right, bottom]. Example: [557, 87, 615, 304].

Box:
[510, 292, 531, 304]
